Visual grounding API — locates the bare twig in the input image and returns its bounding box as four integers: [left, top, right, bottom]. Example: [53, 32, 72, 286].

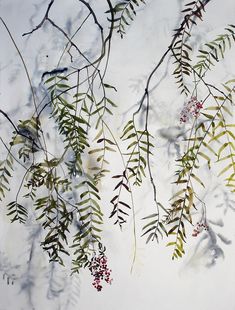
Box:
[0, 17, 38, 114]
[78, 0, 103, 32]
[22, 0, 55, 36]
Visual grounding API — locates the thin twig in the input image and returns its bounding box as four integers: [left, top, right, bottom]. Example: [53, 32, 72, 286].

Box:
[22, 0, 55, 36]
[0, 17, 38, 114]
[0, 109, 18, 132]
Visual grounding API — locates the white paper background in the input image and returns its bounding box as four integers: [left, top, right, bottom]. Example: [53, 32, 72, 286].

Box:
[0, 0, 235, 309]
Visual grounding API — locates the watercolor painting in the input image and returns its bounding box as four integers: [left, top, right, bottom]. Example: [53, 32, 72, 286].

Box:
[0, 1, 235, 309]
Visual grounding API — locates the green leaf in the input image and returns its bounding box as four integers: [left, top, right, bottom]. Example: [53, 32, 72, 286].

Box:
[218, 163, 233, 177]
[191, 173, 205, 187]
[103, 84, 117, 91]
[166, 242, 176, 247]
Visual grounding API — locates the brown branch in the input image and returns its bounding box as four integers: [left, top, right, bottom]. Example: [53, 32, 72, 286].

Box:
[47, 17, 97, 69]
[22, 0, 55, 36]
[133, 0, 213, 117]
[78, 0, 103, 32]
[0, 109, 18, 132]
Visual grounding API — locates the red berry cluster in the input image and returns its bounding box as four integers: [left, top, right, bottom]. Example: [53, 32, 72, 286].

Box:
[180, 96, 203, 123]
[192, 220, 209, 237]
[89, 253, 113, 291]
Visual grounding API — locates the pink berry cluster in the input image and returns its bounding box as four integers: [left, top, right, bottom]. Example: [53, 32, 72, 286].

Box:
[180, 96, 203, 123]
[89, 253, 113, 291]
[192, 220, 209, 237]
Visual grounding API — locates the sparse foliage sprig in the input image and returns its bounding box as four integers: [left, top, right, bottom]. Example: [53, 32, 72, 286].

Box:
[195, 25, 235, 77]
[107, 0, 146, 38]
[121, 119, 153, 186]
[172, 0, 206, 95]
[71, 175, 104, 273]
[110, 169, 131, 227]
[0, 152, 14, 201]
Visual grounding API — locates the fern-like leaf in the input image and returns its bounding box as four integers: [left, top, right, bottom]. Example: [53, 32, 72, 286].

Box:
[107, 0, 146, 38]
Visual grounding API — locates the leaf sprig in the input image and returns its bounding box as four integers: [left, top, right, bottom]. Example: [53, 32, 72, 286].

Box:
[107, 0, 146, 38]
[0, 153, 13, 201]
[194, 25, 235, 77]
[110, 170, 131, 228]
[172, 0, 206, 95]
[121, 120, 153, 186]
[72, 175, 103, 272]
